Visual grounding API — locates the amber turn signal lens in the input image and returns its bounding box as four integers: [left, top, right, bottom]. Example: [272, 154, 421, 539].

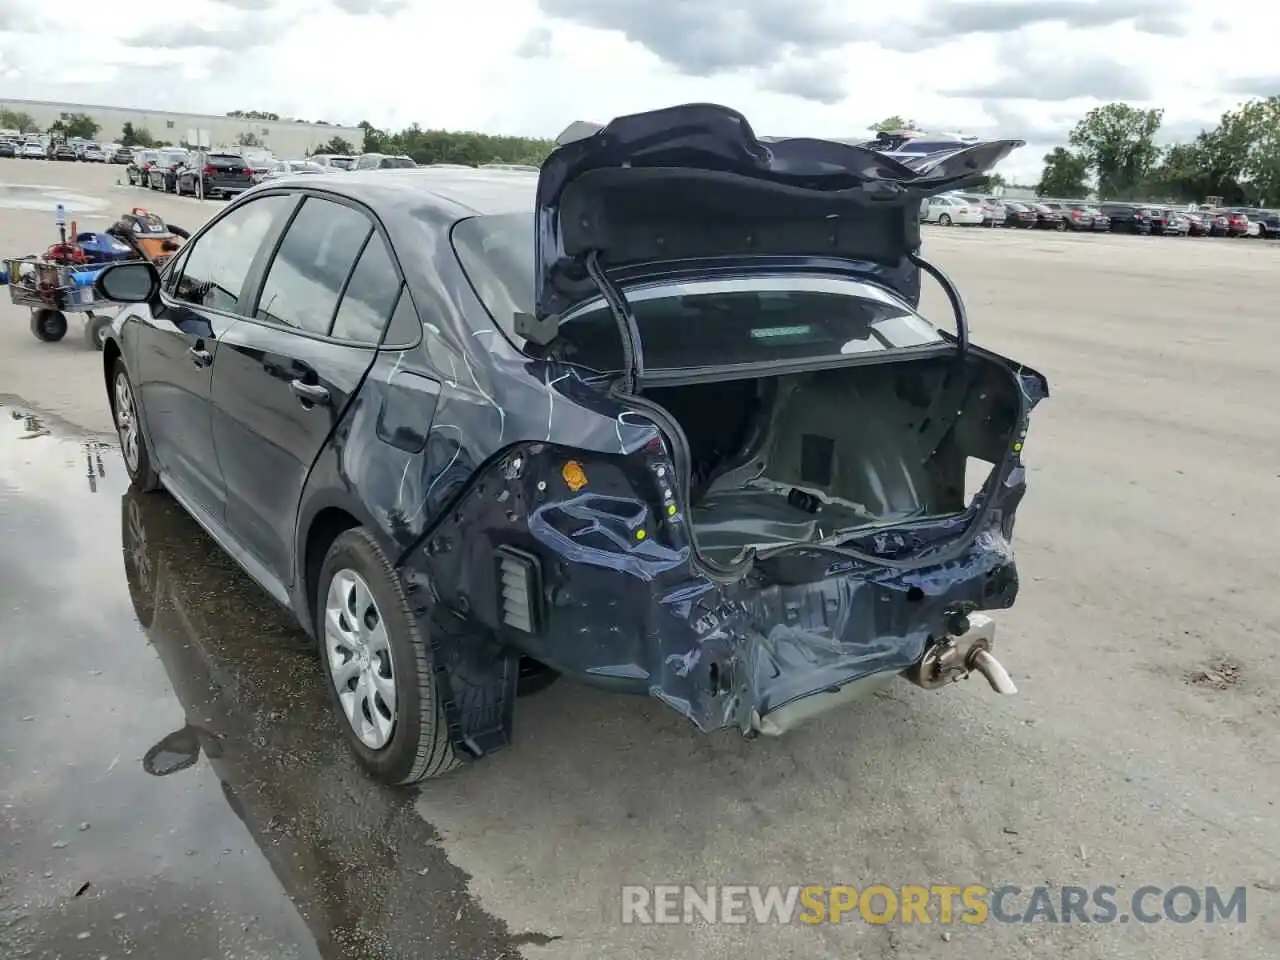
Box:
[561, 460, 588, 492]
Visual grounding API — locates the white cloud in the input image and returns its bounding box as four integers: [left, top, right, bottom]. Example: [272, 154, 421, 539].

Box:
[0, 0, 1272, 183]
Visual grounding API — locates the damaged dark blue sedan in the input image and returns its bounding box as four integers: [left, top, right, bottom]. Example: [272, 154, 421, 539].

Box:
[95, 103, 1047, 784]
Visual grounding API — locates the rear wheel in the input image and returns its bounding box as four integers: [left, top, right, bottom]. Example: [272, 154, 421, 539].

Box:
[938, 213, 952, 226]
[318, 529, 460, 784]
[30, 309, 67, 342]
[112, 358, 161, 492]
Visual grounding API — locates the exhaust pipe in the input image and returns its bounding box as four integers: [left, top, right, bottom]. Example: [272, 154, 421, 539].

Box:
[907, 612, 1017, 695]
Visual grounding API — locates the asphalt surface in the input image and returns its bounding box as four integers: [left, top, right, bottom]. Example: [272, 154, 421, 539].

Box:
[1, 159, 1278, 960]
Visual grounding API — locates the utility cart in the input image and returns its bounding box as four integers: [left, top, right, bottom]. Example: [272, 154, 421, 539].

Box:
[2, 204, 188, 350]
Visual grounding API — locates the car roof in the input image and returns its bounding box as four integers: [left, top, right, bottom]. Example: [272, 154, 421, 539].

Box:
[297, 166, 538, 218]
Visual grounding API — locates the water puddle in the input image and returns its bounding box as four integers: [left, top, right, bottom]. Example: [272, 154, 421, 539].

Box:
[0, 183, 108, 214]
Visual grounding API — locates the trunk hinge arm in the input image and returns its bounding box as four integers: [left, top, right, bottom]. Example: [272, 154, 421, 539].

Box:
[584, 249, 644, 393]
[909, 251, 969, 358]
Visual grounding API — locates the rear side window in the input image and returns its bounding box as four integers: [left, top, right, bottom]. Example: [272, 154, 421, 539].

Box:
[331, 233, 402, 343]
[255, 197, 372, 334]
[170, 194, 293, 313]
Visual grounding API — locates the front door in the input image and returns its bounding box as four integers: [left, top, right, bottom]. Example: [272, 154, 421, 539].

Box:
[135, 194, 297, 517]
[210, 195, 405, 586]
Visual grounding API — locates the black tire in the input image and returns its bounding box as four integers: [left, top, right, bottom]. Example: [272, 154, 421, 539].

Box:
[120, 492, 159, 630]
[111, 358, 162, 492]
[317, 529, 460, 784]
[938, 213, 952, 226]
[85, 314, 112, 351]
[30, 309, 67, 342]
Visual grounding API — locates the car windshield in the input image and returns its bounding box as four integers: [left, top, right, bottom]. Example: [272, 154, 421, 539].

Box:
[381, 156, 417, 168]
[329, 156, 355, 169]
[451, 212, 944, 372]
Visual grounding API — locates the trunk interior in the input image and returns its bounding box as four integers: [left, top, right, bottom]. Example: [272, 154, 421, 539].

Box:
[643, 354, 1022, 564]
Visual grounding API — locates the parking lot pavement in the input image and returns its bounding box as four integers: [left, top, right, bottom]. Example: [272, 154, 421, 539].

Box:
[1, 159, 1279, 960]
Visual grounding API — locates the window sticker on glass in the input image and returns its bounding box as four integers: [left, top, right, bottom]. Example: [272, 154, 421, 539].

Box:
[749, 325, 814, 340]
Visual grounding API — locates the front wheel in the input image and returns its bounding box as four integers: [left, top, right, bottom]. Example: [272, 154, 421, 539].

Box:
[318, 529, 460, 784]
[30, 309, 67, 342]
[112, 358, 161, 491]
[85, 313, 112, 351]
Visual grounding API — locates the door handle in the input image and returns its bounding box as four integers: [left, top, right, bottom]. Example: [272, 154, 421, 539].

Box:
[188, 346, 212, 367]
[289, 379, 330, 406]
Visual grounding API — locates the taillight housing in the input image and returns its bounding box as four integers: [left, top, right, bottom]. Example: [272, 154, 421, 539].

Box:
[202, 164, 216, 175]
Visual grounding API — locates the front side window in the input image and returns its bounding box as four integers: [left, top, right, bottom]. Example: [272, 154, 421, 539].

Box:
[254, 197, 372, 334]
[170, 194, 293, 313]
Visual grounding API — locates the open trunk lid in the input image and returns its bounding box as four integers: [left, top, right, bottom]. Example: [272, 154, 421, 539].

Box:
[533, 103, 1023, 323]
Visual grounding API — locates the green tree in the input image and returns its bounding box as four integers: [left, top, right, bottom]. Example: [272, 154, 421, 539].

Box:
[870, 115, 919, 132]
[119, 122, 157, 147]
[1068, 102, 1163, 199]
[0, 108, 39, 133]
[1036, 147, 1090, 197]
[313, 135, 355, 155]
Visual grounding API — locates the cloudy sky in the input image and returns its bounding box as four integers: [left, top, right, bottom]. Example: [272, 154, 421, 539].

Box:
[0, 0, 1273, 182]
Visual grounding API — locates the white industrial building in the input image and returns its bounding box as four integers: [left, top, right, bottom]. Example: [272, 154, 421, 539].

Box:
[0, 97, 362, 157]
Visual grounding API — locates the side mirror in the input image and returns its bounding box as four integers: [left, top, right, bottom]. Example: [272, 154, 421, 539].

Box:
[94, 260, 160, 303]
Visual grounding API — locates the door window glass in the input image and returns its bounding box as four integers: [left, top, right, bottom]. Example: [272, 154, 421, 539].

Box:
[170, 194, 292, 313]
[255, 197, 372, 334]
[331, 233, 401, 343]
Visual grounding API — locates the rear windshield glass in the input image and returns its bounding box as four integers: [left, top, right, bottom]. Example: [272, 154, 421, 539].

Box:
[380, 157, 417, 168]
[331, 157, 355, 169]
[451, 213, 942, 373]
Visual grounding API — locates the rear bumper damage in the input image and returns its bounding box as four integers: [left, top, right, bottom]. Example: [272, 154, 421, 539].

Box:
[642, 521, 1022, 737]
[402, 437, 1031, 748]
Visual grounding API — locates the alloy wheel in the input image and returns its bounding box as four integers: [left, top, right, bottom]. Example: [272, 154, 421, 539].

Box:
[114, 371, 140, 473]
[324, 569, 398, 749]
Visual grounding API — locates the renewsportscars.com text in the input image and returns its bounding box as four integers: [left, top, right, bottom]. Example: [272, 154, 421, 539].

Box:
[620, 884, 1248, 925]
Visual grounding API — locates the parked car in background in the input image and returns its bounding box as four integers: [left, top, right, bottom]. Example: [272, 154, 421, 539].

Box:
[175, 150, 255, 199]
[921, 194, 983, 225]
[83, 143, 106, 162]
[21, 141, 45, 159]
[1003, 200, 1038, 228]
[260, 159, 327, 180]
[148, 148, 190, 192]
[1226, 207, 1280, 238]
[1040, 201, 1090, 230]
[1183, 212, 1210, 236]
[1098, 203, 1152, 235]
[0, 140, 17, 158]
[309, 154, 356, 171]
[240, 150, 277, 184]
[1218, 210, 1251, 237]
[52, 142, 78, 161]
[112, 146, 134, 165]
[1158, 210, 1191, 236]
[128, 149, 158, 185]
[1029, 202, 1066, 230]
[354, 152, 418, 170]
[1064, 203, 1116, 232]
[954, 193, 1001, 226]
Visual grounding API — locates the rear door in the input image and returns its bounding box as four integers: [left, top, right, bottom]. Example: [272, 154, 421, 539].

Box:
[209, 193, 405, 586]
